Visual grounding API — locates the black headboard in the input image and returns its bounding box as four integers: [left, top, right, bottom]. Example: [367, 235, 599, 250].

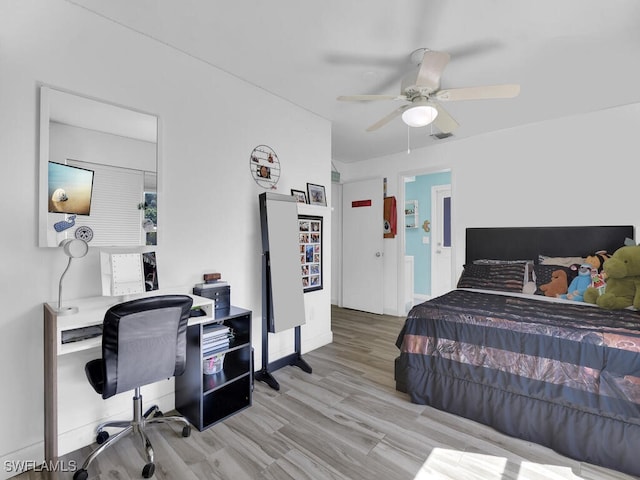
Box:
[465, 226, 634, 265]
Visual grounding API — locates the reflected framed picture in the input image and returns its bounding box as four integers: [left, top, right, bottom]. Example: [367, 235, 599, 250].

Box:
[298, 215, 323, 292]
[291, 189, 307, 204]
[306, 183, 327, 206]
[48, 161, 94, 215]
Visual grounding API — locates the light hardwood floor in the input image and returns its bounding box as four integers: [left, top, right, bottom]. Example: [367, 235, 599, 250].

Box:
[18, 306, 638, 479]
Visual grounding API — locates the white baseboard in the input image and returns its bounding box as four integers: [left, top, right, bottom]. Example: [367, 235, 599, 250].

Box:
[303, 331, 333, 353]
[57, 393, 175, 457]
[0, 392, 176, 480]
[264, 331, 333, 367]
[0, 443, 44, 480]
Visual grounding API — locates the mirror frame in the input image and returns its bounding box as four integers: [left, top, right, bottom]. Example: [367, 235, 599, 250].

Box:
[38, 86, 159, 248]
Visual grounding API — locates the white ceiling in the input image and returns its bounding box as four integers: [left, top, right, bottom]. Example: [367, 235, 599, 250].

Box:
[71, 0, 640, 163]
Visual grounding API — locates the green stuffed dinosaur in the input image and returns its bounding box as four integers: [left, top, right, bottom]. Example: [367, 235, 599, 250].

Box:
[584, 245, 640, 309]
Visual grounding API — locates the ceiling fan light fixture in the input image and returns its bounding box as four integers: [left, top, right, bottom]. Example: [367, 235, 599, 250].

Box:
[402, 104, 438, 128]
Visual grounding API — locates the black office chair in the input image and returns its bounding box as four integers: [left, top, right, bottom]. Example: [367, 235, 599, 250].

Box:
[73, 295, 194, 480]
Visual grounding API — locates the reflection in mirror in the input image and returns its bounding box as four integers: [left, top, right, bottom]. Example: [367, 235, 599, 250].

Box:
[99, 251, 159, 296]
[141, 172, 157, 245]
[39, 86, 158, 247]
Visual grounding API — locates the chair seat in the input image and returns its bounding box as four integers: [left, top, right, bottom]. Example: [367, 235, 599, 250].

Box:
[85, 358, 104, 395]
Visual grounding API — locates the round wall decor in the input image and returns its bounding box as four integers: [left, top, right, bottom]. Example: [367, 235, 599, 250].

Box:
[250, 145, 280, 189]
[74, 225, 94, 242]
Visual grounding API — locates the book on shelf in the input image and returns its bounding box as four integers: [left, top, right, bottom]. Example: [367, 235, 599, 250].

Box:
[201, 324, 233, 356]
[203, 324, 230, 332]
[203, 336, 231, 345]
[203, 331, 230, 342]
[203, 342, 230, 357]
[203, 325, 230, 337]
[204, 324, 230, 332]
[203, 337, 230, 348]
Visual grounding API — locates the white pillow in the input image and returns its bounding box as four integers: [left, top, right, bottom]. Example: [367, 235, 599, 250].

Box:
[538, 255, 585, 268]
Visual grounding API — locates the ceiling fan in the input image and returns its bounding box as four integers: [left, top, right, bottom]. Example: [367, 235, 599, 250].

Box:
[337, 48, 520, 133]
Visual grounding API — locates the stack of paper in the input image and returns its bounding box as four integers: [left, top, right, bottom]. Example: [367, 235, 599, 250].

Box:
[202, 324, 231, 355]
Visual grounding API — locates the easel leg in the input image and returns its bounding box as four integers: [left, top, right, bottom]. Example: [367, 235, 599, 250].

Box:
[292, 356, 312, 373]
[254, 369, 280, 391]
[257, 252, 280, 390]
[293, 325, 312, 373]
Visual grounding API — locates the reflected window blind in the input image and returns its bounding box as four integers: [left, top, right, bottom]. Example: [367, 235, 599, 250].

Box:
[69, 160, 144, 246]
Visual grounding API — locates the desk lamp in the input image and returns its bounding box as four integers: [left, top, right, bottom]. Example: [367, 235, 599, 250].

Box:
[56, 238, 89, 315]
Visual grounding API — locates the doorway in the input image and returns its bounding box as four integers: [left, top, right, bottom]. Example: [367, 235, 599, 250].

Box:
[431, 184, 452, 298]
[403, 170, 452, 312]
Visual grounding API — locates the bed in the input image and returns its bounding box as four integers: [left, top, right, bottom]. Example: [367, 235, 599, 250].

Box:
[394, 226, 640, 476]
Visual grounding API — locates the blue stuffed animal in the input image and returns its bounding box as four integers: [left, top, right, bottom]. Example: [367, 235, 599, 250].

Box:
[559, 264, 593, 301]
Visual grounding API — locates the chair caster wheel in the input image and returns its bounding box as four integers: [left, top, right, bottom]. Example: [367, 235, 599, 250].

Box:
[73, 468, 88, 480]
[182, 425, 191, 437]
[142, 462, 155, 478]
[96, 430, 109, 444]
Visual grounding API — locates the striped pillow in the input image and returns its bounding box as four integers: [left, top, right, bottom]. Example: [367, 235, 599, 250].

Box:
[457, 263, 526, 293]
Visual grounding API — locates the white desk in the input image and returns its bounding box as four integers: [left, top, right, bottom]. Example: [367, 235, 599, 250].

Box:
[43, 291, 215, 462]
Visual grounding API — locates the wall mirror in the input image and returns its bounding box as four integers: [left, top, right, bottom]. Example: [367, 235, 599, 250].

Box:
[39, 86, 158, 248]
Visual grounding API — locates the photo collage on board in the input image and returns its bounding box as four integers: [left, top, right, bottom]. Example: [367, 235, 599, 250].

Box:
[298, 216, 322, 292]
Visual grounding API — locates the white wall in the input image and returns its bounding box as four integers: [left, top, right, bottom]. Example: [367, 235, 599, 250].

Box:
[336, 103, 640, 316]
[49, 122, 157, 172]
[330, 182, 342, 305]
[0, 0, 331, 475]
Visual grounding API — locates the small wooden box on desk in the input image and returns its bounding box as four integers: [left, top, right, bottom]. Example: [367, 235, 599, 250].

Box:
[175, 306, 252, 430]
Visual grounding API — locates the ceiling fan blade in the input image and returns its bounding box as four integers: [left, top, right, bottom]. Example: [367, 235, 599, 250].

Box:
[324, 52, 415, 95]
[435, 84, 520, 101]
[433, 103, 459, 133]
[366, 105, 410, 132]
[324, 52, 406, 68]
[337, 95, 402, 102]
[415, 50, 450, 92]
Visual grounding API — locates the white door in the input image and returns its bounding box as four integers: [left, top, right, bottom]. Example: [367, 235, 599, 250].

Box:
[342, 178, 384, 314]
[431, 185, 452, 297]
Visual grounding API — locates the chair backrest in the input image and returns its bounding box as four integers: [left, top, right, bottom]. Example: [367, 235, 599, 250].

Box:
[101, 295, 193, 399]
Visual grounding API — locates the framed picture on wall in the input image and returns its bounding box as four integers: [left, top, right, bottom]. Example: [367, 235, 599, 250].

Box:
[306, 183, 327, 206]
[291, 189, 307, 203]
[298, 215, 323, 292]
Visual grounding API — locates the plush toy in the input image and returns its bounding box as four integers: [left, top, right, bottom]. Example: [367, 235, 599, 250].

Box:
[584, 250, 611, 273]
[540, 269, 568, 297]
[584, 245, 640, 309]
[591, 269, 606, 294]
[559, 264, 592, 301]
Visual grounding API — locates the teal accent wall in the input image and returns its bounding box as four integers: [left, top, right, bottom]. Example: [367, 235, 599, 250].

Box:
[405, 171, 451, 296]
